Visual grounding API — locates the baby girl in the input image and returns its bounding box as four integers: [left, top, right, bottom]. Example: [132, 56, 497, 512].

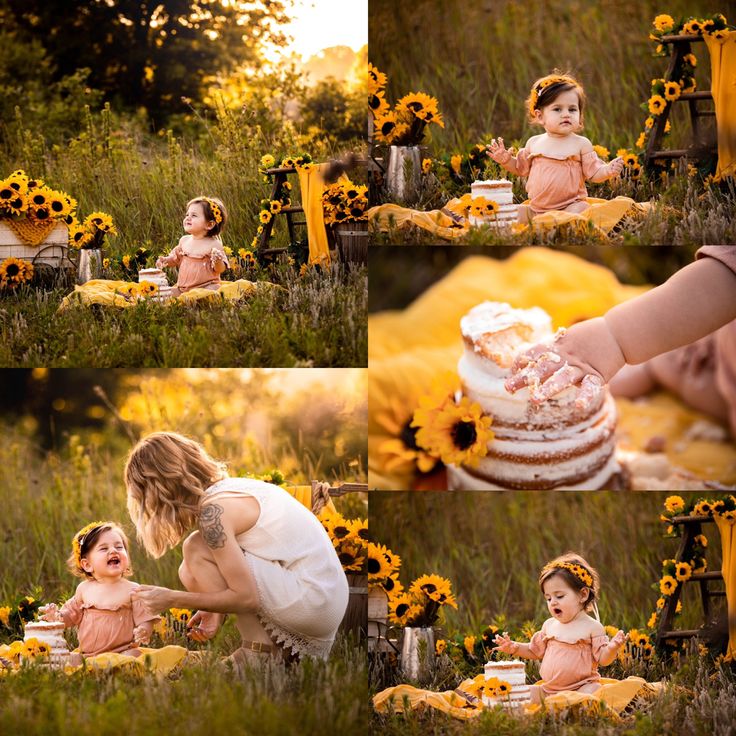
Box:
[493, 553, 626, 703]
[487, 72, 624, 223]
[43, 521, 158, 662]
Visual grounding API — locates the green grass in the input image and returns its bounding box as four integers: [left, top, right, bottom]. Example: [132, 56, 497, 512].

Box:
[368, 491, 735, 735]
[0, 261, 367, 367]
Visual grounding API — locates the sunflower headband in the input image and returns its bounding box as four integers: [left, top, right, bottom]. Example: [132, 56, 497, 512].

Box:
[543, 561, 593, 588]
[72, 521, 107, 567]
[204, 198, 223, 225]
[528, 75, 581, 113]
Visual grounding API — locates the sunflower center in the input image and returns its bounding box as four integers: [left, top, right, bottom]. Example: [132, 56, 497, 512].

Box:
[400, 421, 420, 451]
[367, 557, 381, 574]
[396, 603, 409, 617]
[6, 264, 20, 277]
[451, 420, 478, 450]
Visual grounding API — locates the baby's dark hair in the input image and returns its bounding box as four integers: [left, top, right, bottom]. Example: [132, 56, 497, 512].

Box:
[66, 521, 133, 580]
[538, 552, 600, 611]
[526, 70, 587, 127]
[187, 196, 227, 236]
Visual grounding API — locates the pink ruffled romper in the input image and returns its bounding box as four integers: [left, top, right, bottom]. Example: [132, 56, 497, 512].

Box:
[528, 623, 611, 695]
[163, 244, 229, 293]
[498, 148, 615, 214]
[60, 595, 159, 657]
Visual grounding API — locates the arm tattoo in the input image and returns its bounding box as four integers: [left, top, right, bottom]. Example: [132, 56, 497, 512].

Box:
[199, 503, 226, 549]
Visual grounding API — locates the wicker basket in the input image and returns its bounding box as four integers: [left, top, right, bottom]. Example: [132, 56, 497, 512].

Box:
[334, 221, 368, 264]
[0, 220, 69, 268]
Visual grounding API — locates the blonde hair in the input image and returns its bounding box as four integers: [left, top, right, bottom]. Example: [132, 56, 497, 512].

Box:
[66, 521, 133, 579]
[186, 196, 227, 236]
[538, 551, 600, 612]
[124, 432, 228, 558]
[526, 71, 586, 126]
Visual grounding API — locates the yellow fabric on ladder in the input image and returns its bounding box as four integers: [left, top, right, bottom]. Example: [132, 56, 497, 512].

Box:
[704, 32, 736, 180]
[298, 165, 331, 266]
[715, 513, 736, 661]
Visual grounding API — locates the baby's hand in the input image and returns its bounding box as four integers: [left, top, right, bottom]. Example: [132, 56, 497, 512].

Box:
[610, 629, 627, 649]
[487, 137, 510, 164]
[608, 156, 624, 178]
[40, 603, 62, 622]
[155, 256, 166, 269]
[133, 625, 150, 645]
[492, 632, 518, 654]
[209, 248, 225, 269]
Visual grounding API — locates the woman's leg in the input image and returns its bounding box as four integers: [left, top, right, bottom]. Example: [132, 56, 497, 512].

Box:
[180, 531, 271, 647]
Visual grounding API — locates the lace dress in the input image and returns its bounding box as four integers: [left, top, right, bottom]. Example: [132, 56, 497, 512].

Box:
[204, 477, 349, 659]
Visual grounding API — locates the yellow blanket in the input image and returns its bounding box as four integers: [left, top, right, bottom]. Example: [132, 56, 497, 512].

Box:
[704, 32, 736, 180]
[369, 248, 736, 488]
[368, 197, 653, 241]
[373, 676, 662, 720]
[57, 279, 275, 310]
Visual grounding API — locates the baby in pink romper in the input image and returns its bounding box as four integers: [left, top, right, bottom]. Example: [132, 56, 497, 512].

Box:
[42, 521, 158, 663]
[156, 196, 229, 296]
[487, 72, 624, 223]
[493, 553, 626, 703]
[506, 246, 736, 439]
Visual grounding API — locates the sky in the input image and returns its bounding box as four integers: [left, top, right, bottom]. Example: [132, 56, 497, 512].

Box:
[276, 0, 368, 60]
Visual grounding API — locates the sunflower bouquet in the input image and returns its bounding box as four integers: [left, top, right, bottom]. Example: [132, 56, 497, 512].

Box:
[369, 63, 444, 146]
[368, 543, 403, 598]
[0, 169, 116, 250]
[322, 179, 369, 225]
[317, 508, 368, 573]
[0, 595, 42, 644]
[387, 573, 457, 627]
[0, 257, 34, 289]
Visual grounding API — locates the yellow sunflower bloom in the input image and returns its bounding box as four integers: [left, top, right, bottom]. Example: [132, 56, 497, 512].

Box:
[694, 534, 708, 548]
[592, 144, 609, 160]
[369, 91, 390, 117]
[47, 190, 72, 218]
[368, 63, 388, 94]
[0, 606, 10, 626]
[682, 19, 703, 35]
[269, 200, 282, 214]
[647, 612, 658, 629]
[388, 593, 421, 626]
[412, 396, 493, 468]
[665, 495, 685, 514]
[260, 154, 275, 168]
[336, 542, 366, 572]
[436, 639, 447, 655]
[656, 597, 665, 610]
[636, 132, 647, 150]
[422, 158, 432, 174]
[676, 600, 683, 614]
[653, 14, 674, 32]
[409, 573, 457, 608]
[367, 542, 393, 580]
[683, 53, 697, 67]
[0, 257, 33, 286]
[659, 575, 677, 595]
[693, 500, 713, 516]
[675, 561, 692, 581]
[259, 210, 272, 224]
[623, 152, 639, 167]
[664, 81, 681, 101]
[648, 95, 667, 115]
[450, 154, 462, 175]
[0, 185, 26, 216]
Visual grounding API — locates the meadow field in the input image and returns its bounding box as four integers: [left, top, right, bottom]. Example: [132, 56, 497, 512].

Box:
[368, 0, 736, 244]
[0, 369, 368, 734]
[369, 491, 736, 736]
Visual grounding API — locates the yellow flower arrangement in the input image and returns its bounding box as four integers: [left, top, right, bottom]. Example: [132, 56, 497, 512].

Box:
[321, 179, 369, 225]
[0, 257, 34, 288]
[483, 677, 512, 699]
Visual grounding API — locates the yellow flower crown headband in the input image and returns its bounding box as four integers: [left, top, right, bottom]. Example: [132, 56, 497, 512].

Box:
[203, 198, 223, 225]
[528, 74, 581, 113]
[543, 561, 594, 588]
[72, 520, 108, 568]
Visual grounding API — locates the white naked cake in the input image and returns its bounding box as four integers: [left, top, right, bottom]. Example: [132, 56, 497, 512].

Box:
[469, 180, 518, 227]
[24, 621, 71, 665]
[138, 268, 173, 301]
[482, 660, 530, 707]
[447, 301, 619, 490]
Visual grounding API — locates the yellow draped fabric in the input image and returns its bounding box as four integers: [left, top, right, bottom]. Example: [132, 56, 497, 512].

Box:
[286, 484, 337, 515]
[57, 278, 277, 311]
[372, 676, 662, 720]
[368, 197, 653, 241]
[297, 165, 331, 266]
[704, 32, 736, 180]
[715, 514, 736, 660]
[368, 248, 736, 489]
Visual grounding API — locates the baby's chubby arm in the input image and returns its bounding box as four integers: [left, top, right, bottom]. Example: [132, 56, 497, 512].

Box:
[156, 237, 186, 269]
[487, 137, 530, 176]
[580, 139, 624, 182]
[209, 244, 228, 274]
[492, 631, 539, 659]
[598, 629, 627, 666]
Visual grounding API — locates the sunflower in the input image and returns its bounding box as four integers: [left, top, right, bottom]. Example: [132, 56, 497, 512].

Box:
[28, 186, 52, 208]
[85, 212, 117, 234]
[682, 19, 703, 35]
[0, 191, 26, 216]
[653, 14, 675, 32]
[0, 605, 10, 627]
[665, 495, 685, 514]
[373, 111, 398, 143]
[693, 500, 713, 516]
[259, 210, 272, 224]
[676, 600, 683, 614]
[369, 91, 390, 117]
[648, 95, 667, 115]
[368, 63, 387, 94]
[694, 534, 708, 548]
[623, 152, 639, 167]
[659, 575, 677, 595]
[269, 200, 282, 215]
[675, 561, 692, 582]
[647, 612, 658, 629]
[381, 574, 404, 597]
[72, 231, 94, 250]
[367, 542, 393, 579]
[436, 639, 447, 655]
[413, 396, 493, 468]
[450, 154, 462, 175]
[347, 518, 368, 544]
[629, 162, 642, 180]
[0, 257, 33, 286]
[656, 597, 665, 610]
[422, 158, 432, 174]
[170, 607, 191, 623]
[410, 573, 457, 608]
[396, 92, 435, 119]
[463, 636, 477, 656]
[592, 144, 609, 159]
[663, 81, 681, 101]
[47, 191, 71, 218]
[337, 543, 365, 572]
[683, 53, 697, 68]
[388, 593, 421, 626]
[260, 153, 275, 168]
[139, 281, 159, 297]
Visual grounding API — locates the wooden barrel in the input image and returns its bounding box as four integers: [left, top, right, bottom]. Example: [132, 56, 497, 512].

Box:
[335, 221, 368, 264]
[340, 572, 367, 639]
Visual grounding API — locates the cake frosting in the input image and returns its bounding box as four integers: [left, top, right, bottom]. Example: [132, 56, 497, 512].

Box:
[470, 180, 518, 226]
[448, 301, 620, 490]
[24, 621, 71, 665]
[138, 268, 173, 301]
[482, 660, 531, 707]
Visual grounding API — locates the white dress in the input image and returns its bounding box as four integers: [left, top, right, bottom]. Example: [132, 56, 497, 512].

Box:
[204, 477, 349, 659]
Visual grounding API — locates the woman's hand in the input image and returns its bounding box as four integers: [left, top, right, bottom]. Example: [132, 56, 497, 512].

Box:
[487, 137, 510, 164]
[186, 610, 225, 642]
[40, 603, 62, 622]
[492, 632, 518, 654]
[130, 585, 175, 614]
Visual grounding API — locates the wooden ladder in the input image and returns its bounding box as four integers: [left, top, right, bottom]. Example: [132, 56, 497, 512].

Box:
[257, 166, 307, 261]
[655, 514, 725, 649]
[645, 35, 717, 169]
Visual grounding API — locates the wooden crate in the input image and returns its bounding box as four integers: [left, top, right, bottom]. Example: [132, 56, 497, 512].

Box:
[0, 221, 69, 268]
